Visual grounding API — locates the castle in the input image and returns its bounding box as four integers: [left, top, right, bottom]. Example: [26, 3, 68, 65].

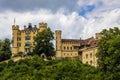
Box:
[12, 22, 100, 67]
[55, 30, 101, 67]
[12, 22, 47, 56]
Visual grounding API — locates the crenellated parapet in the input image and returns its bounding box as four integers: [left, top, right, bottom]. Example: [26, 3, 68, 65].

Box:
[55, 30, 61, 35]
[12, 25, 19, 30]
[39, 22, 47, 32]
[39, 22, 47, 29]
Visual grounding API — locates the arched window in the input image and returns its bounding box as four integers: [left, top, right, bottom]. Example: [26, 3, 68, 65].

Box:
[25, 42, 31, 46]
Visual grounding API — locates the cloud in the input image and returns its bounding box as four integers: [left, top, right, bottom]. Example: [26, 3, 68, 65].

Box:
[82, 8, 120, 38]
[77, 0, 120, 15]
[0, 0, 78, 12]
[76, 0, 120, 38]
[0, 0, 120, 41]
[0, 9, 86, 39]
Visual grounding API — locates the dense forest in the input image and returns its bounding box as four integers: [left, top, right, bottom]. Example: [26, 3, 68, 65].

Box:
[0, 55, 100, 80]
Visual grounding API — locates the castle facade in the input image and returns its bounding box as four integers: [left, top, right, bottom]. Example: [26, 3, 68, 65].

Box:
[12, 22, 100, 67]
[12, 22, 47, 56]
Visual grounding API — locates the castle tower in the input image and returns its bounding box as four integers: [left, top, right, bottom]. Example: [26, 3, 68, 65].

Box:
[12, 25, 19, 56]
[96, 33, 101, 39]
[39, 22, 47, 32]
[55, 30, 62, 59]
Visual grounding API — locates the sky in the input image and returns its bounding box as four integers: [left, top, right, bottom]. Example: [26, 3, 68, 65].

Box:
[0, 0, 120, 40]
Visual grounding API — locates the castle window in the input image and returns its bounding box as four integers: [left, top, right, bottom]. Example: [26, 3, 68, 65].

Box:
[17, 43, 21, 47]
[67, 47, 69, 50]
[64, 46, 66, 50]
[70, 47, 72, 50]
[25, 35, 30, 40]
[90, 60, 92, 65]
[25, 48, 30, 53]
[17, 37, 21, 41]
[86, 54, 88, 59]
[90, 53, 92, 58]
[25, 42, 31, 46]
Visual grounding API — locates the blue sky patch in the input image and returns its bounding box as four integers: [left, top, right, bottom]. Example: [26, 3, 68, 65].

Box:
[79, 5, 95, 16]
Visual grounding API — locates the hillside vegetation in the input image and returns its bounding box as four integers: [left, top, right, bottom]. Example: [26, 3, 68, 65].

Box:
[0, 55, 100, 80]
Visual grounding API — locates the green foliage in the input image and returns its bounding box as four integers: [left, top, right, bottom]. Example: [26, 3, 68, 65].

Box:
[33, 27, 55, 58]
[97, 27, 120, 79]
[13, 52, 23, 57]
[27, 51, 34, 56]
[0, 38, 11, 61]
[0, 55, 100, 80]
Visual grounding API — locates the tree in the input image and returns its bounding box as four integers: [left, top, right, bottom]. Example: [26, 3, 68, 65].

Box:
[0, 40, 3, 51]
[0, 38, 11, 61]
[0, 56, 100, 80]
[97, 27, 120, 79]
[33, 27, 55, 58]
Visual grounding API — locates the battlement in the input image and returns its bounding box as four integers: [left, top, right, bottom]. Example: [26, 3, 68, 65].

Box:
[12, 25, 19, 30]
[39, 22, 47, 28]
[55, 30, 62, 34]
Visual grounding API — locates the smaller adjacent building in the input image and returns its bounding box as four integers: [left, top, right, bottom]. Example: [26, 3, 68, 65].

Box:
[55, 30, 101, 67]
[12, 22, 47, 56]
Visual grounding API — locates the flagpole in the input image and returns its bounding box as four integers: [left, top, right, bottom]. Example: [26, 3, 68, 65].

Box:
[14, 18, 16, 25]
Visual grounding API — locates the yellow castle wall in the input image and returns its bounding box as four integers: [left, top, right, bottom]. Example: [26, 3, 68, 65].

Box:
[12, 22, 47, 56]
[55, 30, 99, 67]
[82, 48, 98, 67]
